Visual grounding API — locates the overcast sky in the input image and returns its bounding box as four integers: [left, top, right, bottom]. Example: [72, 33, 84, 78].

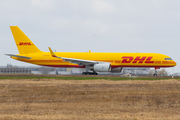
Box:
[0, 0, 179, 74]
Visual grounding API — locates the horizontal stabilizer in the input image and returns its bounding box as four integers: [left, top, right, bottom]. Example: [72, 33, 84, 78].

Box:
[5, 54, 32, 59]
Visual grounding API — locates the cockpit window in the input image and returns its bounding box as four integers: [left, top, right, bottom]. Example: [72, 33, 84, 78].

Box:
[165, 58, 172, 60]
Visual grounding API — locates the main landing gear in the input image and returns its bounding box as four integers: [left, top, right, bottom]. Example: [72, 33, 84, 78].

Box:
[82, 72, 98, 75]
[82, 66, 98, 75]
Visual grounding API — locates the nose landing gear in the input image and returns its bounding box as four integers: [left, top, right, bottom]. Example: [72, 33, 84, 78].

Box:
[153, 67, 160, 76]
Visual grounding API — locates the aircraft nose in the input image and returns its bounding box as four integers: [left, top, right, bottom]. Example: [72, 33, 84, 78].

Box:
[172, 61, 177, 66]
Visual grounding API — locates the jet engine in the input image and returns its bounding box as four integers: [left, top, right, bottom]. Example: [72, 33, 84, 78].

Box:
[111, 67, 123, 73]
[91, 63, 111, 72]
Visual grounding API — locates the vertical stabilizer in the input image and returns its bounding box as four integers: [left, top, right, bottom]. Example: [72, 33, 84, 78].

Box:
[10, 26, 42, 54]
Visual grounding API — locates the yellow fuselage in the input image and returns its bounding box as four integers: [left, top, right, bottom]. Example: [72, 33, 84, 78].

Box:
[12, 52, 177, 68]
[8, 26, 177, 70]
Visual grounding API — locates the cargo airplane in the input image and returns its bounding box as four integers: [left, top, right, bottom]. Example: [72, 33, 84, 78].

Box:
[6, 26, 177, 75]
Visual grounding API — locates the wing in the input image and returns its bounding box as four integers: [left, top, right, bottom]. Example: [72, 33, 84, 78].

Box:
[48, 47, 98, 66]
[5, 54, 32, 59]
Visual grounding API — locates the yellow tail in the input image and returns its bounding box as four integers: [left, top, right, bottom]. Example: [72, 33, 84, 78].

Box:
[10, 26, 42, 54]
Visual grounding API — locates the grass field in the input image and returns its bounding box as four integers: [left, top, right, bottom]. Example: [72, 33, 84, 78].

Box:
[0, 75, 180, 119]
[0, 74, 179, 80]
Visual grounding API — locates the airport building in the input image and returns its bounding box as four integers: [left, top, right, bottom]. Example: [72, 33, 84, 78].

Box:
[0, 64, 151, 75]
[0, 64, 31, 74]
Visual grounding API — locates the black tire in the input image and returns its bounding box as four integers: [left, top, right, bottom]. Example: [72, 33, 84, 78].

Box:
[153, 74, 157, 76]
[92, 72, 98, 75]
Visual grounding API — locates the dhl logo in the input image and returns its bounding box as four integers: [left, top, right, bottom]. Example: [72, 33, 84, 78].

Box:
[121, 56, 154, 64]
[18, 42, 33, 46]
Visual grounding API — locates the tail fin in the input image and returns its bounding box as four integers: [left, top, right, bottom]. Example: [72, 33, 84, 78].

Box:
[10, 26, 42, 54]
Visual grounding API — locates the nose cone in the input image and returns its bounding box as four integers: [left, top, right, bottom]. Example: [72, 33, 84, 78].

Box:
[172, 60, 177, 67]
[162, 60, 177, 67]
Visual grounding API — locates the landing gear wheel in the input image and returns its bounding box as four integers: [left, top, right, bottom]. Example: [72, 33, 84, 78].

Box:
[153, 73, 157, 76]
[94, 72, 98, 75]
[82, 72, 86, 75]
[82, 72, 98, 75]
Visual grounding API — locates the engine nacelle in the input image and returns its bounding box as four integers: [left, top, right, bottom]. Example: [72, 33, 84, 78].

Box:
[91, 64, 111, 72]
[111, 67, 123, 73]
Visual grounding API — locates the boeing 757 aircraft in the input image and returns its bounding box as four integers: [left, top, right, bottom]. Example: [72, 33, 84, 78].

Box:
[6, 26, 177, 75]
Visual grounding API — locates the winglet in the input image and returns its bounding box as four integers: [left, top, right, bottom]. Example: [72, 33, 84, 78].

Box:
[48, 47, 57, 57]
